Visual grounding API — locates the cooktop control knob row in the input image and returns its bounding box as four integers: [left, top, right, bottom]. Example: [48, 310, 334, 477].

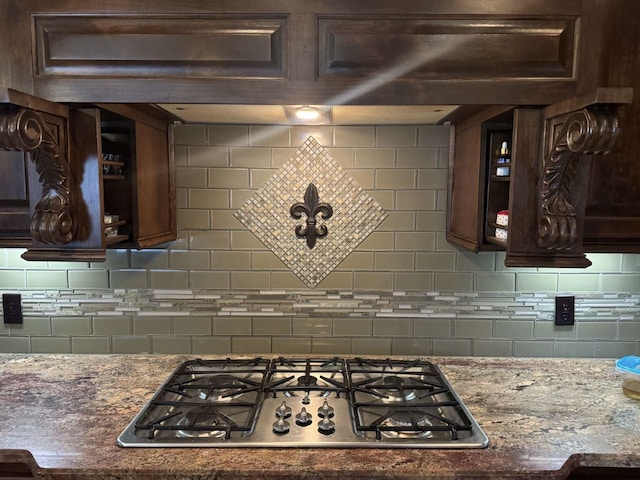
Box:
[271, 399, 337, 435]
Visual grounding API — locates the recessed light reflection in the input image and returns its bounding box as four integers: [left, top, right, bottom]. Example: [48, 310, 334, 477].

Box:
[295, 106, 321, 121]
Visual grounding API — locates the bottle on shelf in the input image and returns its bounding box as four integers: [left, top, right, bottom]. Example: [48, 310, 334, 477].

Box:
[495, 141, 511, 177]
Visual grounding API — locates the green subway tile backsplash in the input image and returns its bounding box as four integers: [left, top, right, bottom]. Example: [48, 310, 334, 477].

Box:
[191, 336, 231, 354]
[376, 126, 417, 147]
[355, 148, 395, 168]
[189, 146, 228, 167]
[249, 126, 290, 147]
[418, 126, 450, 147]
[397, 147, 438, 168]
[230, 147, 270, 167]
[207, 125, 249, 146]
[334, 126, 375, 147]
[174, 125, 206, 145]
[473, 339, 513, 357]
[0, 337, 30, 353]
[352, 337, 392, 355]
[71, 336, 110, 354]
[152, 336, 191, 354]
[554, 341, 595, 358]
[0, 123, 638, 356]
[271, 337, 311, 354]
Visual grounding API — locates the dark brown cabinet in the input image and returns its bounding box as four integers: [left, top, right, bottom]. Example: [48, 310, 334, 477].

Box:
[66, 105, 176, 261]
[0, 90, 176, 261]
[447, 106, 546, 266]
[447, 88, 637, 268]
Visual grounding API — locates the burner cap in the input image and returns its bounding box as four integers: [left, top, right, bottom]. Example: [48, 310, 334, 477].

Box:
[383, 376, 404, 387]
[372, 375, 420, 402]
[197, 374, 247, 401]
[176, 406, 229, 439]
[297, 374, 318, 386]
[381, 410, 434, 439]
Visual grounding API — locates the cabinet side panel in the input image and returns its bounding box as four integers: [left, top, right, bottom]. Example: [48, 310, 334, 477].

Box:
[446, 124, 484, 251]
[133, 122, 176, 247]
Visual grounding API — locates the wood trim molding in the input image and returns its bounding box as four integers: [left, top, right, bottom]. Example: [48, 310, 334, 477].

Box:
[536, 88, 633, 261]
[0, 107, 76, 244]
[537, 106, 620, 252]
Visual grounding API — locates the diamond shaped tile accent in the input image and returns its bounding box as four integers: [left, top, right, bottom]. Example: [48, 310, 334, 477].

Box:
[234, 136, 387, 288]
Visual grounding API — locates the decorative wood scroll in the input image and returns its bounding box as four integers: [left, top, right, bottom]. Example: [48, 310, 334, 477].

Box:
[0, 108, 75, 244]
[537, 107, 620, 251]
[290, 183, 333, 249]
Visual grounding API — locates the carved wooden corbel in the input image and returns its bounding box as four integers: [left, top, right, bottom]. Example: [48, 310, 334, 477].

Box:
[0, 107, 76, 244]
[537, 106, 620, 252]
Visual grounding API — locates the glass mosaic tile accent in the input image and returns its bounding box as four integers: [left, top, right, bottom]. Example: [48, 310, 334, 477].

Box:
[234, 137, 388, 288]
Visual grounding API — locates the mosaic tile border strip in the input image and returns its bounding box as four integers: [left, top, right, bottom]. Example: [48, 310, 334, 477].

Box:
[2, 289, 639, 321]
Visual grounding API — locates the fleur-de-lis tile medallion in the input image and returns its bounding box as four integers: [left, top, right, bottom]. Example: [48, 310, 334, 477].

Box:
[290, 183, 333, 249]
[234, 136, 387, 288]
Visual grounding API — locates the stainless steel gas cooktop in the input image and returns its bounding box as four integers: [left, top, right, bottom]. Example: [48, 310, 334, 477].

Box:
[117, 357, 489, 448]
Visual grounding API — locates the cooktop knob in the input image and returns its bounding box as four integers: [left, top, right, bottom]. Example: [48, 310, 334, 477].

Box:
[317, 399, 334, 418]
[272, 417, 290, 434]
[295, 407, 312, 426]
[275, 400, 292, 418]
[317, 416, 336, 435]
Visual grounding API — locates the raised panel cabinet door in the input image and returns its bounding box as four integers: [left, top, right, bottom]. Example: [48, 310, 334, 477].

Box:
[132, 121, 176, 248]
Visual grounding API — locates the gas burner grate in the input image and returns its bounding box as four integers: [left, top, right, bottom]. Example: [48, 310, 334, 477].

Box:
[131, 357, 269, 440]
[263, 357, 348, 398]
[346, 358, 475, 441]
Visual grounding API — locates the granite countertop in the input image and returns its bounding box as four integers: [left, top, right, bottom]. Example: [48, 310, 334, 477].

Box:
[0, 354, 638, 480]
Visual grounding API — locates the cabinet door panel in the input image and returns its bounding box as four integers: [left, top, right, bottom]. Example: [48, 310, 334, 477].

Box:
[447, 106, 513, 252]
[447, 125, 484, 251]
[505, 108, 544, 256]
[133, 122, 175, 248]
[0, 151, 31, 242]
[66, 108, 105, 250]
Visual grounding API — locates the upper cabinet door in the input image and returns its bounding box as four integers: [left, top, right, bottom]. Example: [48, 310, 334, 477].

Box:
[132, 121, 176, 248]
[446, 106, 514, 253]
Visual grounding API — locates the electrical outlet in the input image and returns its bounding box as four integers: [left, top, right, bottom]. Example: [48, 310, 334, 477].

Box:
[555, 295, 575, 326]
[2, 293, 23, 324]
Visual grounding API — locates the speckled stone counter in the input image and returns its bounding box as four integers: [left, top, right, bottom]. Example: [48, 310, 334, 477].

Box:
[0, 354, 638, 480]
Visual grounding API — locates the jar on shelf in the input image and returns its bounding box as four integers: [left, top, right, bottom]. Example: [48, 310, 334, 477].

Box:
[496, 210, 509, 227]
